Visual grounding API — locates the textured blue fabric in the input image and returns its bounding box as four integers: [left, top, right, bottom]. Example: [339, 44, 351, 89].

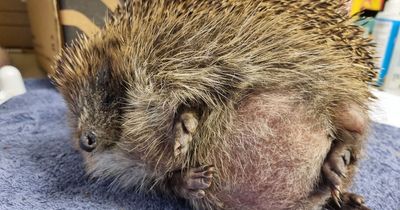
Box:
[0, 79, 399, 210]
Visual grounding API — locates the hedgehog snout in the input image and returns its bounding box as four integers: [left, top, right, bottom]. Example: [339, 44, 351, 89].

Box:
[79, 130, 97, 152]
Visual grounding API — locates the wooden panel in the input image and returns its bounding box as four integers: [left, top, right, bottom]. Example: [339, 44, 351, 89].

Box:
[26, 0, 62, 73]
[0, 12, 30, 25]
[0, 0, 27, 12]
[0, 26, 33, 48]
[8, 49, 46, 78]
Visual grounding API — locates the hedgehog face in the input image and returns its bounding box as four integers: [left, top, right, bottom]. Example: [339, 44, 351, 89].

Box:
[52, 36, 126, 154]
[68, 69, 124, 154]
[50, 34, 156, 186]
[69, 70, 123, 153]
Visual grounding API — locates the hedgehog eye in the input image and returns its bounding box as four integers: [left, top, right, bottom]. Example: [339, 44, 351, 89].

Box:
[103, 93, 115, 107]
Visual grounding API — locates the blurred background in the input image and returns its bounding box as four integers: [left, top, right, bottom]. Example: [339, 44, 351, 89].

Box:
[0, 0, 399, 126]
[0, 0, 120, 78]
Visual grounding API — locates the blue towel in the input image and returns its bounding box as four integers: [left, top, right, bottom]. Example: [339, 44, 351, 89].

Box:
[0, 79, 399, 210]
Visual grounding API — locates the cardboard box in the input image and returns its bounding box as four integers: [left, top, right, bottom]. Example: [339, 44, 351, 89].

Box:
[0, 0, 27, 12]
[26, 0, 62, 74]
[8, 49, 46, 78]
[0, 12, 30, 25]
[0, 0, 33, 48]
[26, 0, 120, 74]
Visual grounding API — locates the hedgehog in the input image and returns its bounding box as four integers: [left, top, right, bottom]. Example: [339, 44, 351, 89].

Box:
[51, 0, 376, 209]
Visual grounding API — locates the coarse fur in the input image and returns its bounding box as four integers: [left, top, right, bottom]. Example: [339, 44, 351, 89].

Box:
[51, 0, 375, 209]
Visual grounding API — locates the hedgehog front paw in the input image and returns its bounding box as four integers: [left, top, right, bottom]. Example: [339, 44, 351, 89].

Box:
[176, 165, 215, 199]
[173, 111, 198, 157]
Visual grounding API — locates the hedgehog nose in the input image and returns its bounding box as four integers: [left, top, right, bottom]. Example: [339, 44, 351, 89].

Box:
[79, 131, 97, 152]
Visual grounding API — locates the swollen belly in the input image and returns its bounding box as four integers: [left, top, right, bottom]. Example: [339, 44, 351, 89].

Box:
[217, 92, 332, 210]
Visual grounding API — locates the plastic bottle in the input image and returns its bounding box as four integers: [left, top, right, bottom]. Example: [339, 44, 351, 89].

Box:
[372, 0, 400, 87]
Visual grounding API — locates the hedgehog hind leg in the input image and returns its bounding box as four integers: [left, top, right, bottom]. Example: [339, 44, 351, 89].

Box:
[321, 131, 372, 210]
[292, 103, 371, 210]
[321, 103, 371, 209]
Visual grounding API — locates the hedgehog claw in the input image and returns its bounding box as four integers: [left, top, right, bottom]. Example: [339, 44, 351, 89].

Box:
[325, 192, 370, 210]
[332, 188, 342, 208]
